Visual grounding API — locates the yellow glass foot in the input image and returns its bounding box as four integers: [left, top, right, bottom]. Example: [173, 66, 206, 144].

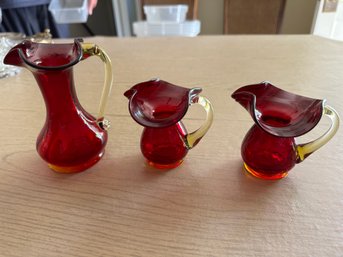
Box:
[147, 159, 184, 169]
[48, 151, 104, 173]
[243, 163, 288, 180]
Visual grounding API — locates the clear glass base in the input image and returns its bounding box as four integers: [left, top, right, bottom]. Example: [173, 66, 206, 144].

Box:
[0, 66, 21, 79]
[1, 32, 26, 78]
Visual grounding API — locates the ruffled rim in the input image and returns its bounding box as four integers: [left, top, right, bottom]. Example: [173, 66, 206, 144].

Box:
[124, 79, 201, 128]
[232, 82, 324, 137]
[4, 39, 82, 70]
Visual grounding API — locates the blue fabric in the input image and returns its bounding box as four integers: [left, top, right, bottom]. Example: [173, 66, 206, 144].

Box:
[0, 0, 51, 9]
[0, 4, 70, 38]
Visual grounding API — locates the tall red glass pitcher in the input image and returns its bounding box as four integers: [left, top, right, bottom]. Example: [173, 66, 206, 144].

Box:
[232, 82, 339, 180]
[4, 39, 113, 173]
[124, 79, 214, 169]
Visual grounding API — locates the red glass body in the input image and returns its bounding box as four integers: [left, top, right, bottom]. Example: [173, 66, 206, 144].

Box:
[141, 122, 188, 169]
[241, 124, 297, 179]
[4, 40, 107, 173]
[35, 69, 107, 173]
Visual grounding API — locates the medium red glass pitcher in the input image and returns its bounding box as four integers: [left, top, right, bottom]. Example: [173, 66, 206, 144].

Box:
[232, 82, 339, 180]
[4, 39, 113, 173]
[124, 79, 214, 169]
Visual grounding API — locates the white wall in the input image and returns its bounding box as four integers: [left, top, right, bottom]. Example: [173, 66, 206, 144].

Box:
[313, 0, 343, 40]
[281, 0, 318, 34]
[198, 0, 224, 35]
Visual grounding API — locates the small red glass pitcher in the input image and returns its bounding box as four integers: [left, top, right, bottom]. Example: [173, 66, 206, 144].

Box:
[124, 79, 214, 169]
[4, 39, 113, 173]
[232, 82, 339, 180]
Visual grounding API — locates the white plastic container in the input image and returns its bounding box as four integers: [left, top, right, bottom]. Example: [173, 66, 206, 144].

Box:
[144, 5, 188, 23]
[133, 20, 201, 37]
[49, 0, 88, 24]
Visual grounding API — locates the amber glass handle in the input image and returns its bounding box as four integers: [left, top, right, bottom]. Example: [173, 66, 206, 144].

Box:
[185, 96, 214, 149]
[81, 43, 113, 130]
[297, 105, 339, 162]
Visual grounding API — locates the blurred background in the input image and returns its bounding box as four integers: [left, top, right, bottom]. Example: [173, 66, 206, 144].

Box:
[0, 0, 342, 40]
[64, 0, 343, 41]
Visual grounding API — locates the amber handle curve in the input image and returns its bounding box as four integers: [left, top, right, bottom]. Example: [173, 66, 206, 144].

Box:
[296, 105, 339, 162]
[81, 43, 113, 130]
[184, 96, 214, 149]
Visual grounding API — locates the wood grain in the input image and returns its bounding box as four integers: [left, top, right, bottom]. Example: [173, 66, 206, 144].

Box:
[0, 36, 342, 256]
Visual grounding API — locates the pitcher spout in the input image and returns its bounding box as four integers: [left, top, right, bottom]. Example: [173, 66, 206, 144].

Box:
[124, 88, 136, 99]
[3, 45, 25, 67]
[231, 90, 256, 118]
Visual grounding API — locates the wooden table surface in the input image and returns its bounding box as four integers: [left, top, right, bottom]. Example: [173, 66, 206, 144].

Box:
[0, 35, 342, 257]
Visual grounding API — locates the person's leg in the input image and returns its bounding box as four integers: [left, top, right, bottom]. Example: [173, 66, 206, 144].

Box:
[0, 5, 70, 38]
[0, 7, 38, 35]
